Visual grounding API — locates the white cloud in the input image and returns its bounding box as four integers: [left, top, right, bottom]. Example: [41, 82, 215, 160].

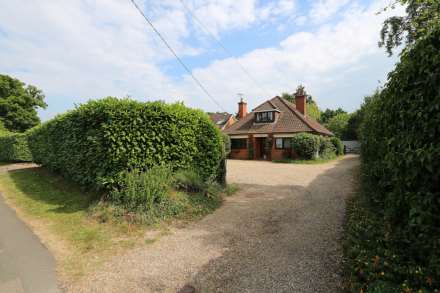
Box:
[0, 0, 405, 120]
[309, 0, 351, 23]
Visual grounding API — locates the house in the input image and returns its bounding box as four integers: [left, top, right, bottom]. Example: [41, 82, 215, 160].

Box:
[208, 112, 237, 130]
[224, 87, 333, 160]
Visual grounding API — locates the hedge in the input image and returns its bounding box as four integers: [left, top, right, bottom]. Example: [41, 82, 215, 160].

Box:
[0, 133, 33, 162]
[291, 133, 338, 159]
[27, 98, 224, 190]
[355, 24, 440, 290]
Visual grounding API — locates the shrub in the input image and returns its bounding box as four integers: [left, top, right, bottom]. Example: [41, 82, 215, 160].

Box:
[27, 98, 224, 190]
[352, 24, 440, 290]
[174, 169, 205, 192]
[330, 136, 344, 156]
[318, 136, 337, 159]
[0, 132, 32, 162]
[291, 133, 320, 159]
[110, 166, 172, 209]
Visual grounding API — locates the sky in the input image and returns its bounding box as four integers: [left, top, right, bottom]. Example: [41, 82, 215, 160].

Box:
[0, 0, 404, 121]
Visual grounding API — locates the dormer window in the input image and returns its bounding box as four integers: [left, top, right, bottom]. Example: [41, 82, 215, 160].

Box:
[255, 111, 275, 123]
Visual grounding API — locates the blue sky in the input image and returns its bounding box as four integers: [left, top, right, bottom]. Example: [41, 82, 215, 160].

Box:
[0, 0, 403, 120]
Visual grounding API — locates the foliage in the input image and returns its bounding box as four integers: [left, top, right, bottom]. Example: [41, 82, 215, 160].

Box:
[325, 112, 350, 138]
[27, 98, 224, 190]
[281, 92, 321, 121]
[343, 111, 361, 140]
[306, 96, 321, 121]
[353, 24, 440, 291]
[0, 74, 46, 132]
[378, 0, 440, 55]
[320, 107, 347, 124]
[0, 132, 33, 162]
[174, 169, 205, 193]
[330, 136, 344, 156]
[109, 166, 177, 214]
[0, 120, 9, 135]
[291, 133, 321, 159]
[319, 136, 337, 159]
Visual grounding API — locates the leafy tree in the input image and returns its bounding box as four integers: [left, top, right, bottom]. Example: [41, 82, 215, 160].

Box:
[379, 0, 440, 55]
[0, 74, 46, 132]
[280, 92, 321, 121]
[0, 119, 9, 136]
[325, 112, 350, 138]
[342, 111, 361, 140]
[306, 96, 321, 121]
[320, 108, 347, 124]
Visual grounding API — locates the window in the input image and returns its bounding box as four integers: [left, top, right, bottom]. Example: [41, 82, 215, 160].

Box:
[275, 138, 292, 149]
[231, 138, 247, 149]
[255, 111, 275, 123]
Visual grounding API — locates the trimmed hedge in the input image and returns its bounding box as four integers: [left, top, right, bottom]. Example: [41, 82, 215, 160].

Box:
[354, 24, 440, 290]
[0, 133, 33, 162]
[291, 133, 320, 159]
[28, 98, 224, 190]
[291, 133, 338, 159]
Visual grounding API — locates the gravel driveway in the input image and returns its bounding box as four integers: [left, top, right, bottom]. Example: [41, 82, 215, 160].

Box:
[73, 155, 359, 293]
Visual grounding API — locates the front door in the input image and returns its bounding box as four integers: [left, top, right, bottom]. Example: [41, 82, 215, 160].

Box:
[256, 137, 267, 159]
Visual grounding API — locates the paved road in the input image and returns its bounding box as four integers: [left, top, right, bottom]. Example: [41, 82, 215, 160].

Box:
[0, 166, 59, 293]
[72, 155, 359, 292]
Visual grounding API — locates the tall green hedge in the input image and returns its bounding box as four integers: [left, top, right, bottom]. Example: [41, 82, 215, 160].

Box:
[359, 24, 440, 289]
[27, 98, 224, 190]
[0, 133, 33, 162]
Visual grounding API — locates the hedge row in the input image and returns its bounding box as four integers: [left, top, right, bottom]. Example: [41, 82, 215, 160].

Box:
[0, 133, 33, 162]
[27, 98, 224, 190]
[354, 24, 440, 290]
[291, 133, 341, 159]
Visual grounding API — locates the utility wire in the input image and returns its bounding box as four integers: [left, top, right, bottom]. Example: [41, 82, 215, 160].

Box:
[179, 0, 273, 98]
[128, 0, 226, 111]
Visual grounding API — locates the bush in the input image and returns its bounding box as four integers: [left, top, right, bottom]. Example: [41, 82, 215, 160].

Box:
[27, 98, 224, 190]
[352, 24, 440, 291]
[0, 132, 32, 162]
[109, 166, 172, 210]
[174, 169, 205, 192]
[330, 136, 344, 156]
[291, 133, 320, 159]
[319, 136, 337, 159]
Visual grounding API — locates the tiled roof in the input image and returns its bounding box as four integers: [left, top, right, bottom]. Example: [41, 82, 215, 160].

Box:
[224, 96, 333, 136]
[208, 112, 234, 129]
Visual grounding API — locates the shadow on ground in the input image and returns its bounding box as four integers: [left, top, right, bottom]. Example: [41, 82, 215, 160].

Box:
[181, 156, 359, 292]
[4, 167, 98, 214]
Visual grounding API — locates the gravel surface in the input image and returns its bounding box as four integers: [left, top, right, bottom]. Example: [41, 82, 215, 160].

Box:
[72, 155, 359, 293]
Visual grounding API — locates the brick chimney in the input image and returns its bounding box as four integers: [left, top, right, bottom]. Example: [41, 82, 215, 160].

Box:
[294, 85, 307, 116]
[238, 98, 248, 119]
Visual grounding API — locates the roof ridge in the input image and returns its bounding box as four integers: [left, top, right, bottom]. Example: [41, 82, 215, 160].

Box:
[278, 96, 319, 133]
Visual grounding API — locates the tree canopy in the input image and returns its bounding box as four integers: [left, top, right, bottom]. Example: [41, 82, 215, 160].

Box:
[0, 74, 46, 132]
[379, 0, 440, 55]
[325, 112, 350, 138]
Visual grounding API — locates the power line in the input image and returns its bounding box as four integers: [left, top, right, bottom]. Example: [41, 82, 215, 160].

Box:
[128, 0, 226, 111]
[179, 0, 273, 98]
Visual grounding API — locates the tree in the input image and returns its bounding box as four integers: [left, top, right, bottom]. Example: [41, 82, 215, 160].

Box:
[320, 108, 347, 124]
[306, 96, 321, 121]
[280, 92, 322, 121]
[379, 0, 440, 55]
[0, 74, 46, 132]
[325, 112, 350, 138]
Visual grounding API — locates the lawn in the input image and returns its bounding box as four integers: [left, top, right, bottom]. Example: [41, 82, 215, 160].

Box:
[0, 166, 228, 285]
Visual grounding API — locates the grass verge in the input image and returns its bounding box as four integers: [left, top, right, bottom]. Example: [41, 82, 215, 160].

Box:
[0, 166, 234, 286]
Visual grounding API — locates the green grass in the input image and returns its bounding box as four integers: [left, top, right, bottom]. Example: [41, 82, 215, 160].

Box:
[0, 167, 234, 284]
[0, 167, 143, 282]
[272, 155, 341, 165]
